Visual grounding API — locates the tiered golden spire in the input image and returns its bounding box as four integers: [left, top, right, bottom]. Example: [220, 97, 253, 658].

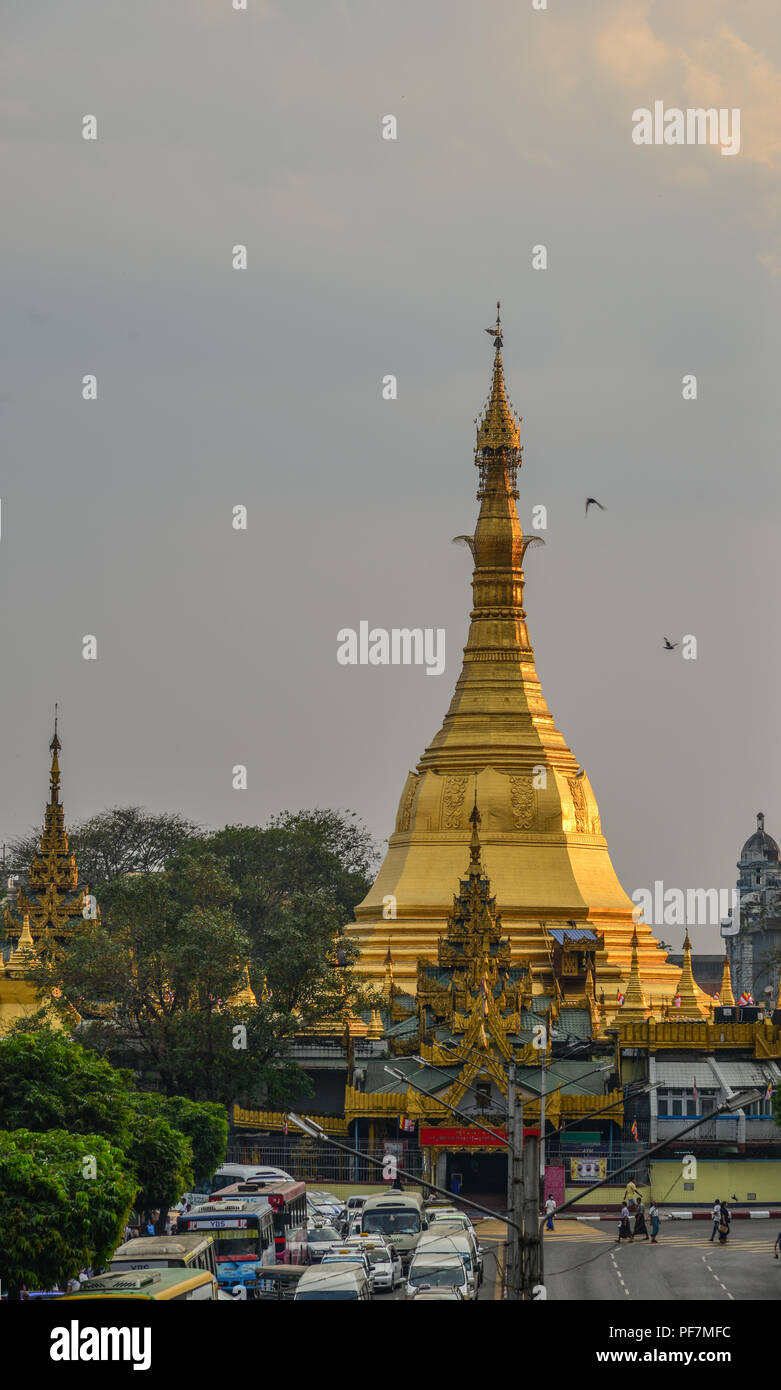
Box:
[673, 932, 710, 1019]
[720, 953, 735, 1007]
[351, 311, 683, 1006]
[618, 928, 653, 1023]
[475, 304, 522, 456]
[5, 714, 89, 945]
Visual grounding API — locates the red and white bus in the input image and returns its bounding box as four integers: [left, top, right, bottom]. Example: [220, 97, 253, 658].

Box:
[210, 1180, 308, 1263]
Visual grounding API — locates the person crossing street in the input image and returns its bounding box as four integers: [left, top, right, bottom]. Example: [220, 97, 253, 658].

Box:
[709, 1199, 721, 1242]
[649, 1202, 660, 1244]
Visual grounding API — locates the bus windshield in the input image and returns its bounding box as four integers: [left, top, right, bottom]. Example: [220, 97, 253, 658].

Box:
[363, 1209, 420, 1236]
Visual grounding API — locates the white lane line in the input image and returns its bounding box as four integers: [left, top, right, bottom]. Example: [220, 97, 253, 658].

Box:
[701, 1255, 734, 1300]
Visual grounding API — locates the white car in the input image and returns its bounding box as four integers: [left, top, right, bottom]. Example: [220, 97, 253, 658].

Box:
[343, 1238, 401, 1292]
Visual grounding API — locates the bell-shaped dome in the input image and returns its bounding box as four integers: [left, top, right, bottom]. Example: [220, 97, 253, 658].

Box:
[741, 812, 779, 863]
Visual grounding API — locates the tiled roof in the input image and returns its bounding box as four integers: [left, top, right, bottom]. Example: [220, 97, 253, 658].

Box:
[548, 928, 600, 945]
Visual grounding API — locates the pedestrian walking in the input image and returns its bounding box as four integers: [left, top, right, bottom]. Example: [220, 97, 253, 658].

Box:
[633, 1198, 649, 1241]
[617, 1203, 633, 1242]
[709, 1198, 721, 1242]
[773, 1230, 781, 1260]
[649, 1202, 660, 1243]
[544, 1194, 557, 1231]
[718, 1201, 730, 1245]
[623, 1179, 641, 1211]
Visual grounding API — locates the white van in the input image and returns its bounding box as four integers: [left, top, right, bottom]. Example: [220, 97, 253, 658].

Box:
[294, 1263, 371, 1302]
[405, 1252, 470, 1301]
[415, 1228, 480, 1294]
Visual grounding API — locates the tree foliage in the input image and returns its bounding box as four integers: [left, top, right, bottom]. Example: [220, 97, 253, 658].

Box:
[8, 806, 199, 893]
[0, 1128, 137, 1298]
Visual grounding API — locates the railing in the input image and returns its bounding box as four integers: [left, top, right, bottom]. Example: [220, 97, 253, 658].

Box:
[226, 1141, 425, 1185]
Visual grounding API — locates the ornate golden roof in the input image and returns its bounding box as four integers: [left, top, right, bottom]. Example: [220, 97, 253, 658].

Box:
[475, 305, 521, 456]
[5, 716, 91, 945]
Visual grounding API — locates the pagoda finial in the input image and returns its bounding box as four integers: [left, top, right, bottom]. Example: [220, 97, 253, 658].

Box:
[468, 794, 483, 877]
[49, 707, 62, 804]
[475, 304, 521, 470]
[719, 953, 735, 1007]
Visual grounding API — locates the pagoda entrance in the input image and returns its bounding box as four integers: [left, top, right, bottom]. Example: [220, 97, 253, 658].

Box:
[445, 1148, 507, 1196]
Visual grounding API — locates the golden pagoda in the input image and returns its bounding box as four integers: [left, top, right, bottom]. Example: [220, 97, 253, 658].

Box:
[4, 714, 93, 952]
[720, 953, 736, 1007]
[352, 309, 683, 1007]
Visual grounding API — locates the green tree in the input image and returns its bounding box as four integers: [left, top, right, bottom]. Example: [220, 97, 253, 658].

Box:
[130, 1092, 226, 1189]
[9, 806, 199, 894]
[0, 1028, 133, 1141]
[126, 1110, 193, 1234]
[27, 851, 307, 1106]
[0, 1128, 137, 1299]
[204, 813, 380, 1020]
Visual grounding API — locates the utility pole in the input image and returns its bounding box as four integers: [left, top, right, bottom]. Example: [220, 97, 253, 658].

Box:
[522, 1130, 542, 1297]
[506, 1060, 523, 1301]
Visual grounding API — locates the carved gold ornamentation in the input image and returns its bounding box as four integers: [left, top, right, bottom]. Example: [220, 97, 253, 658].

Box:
[509, 776, 534, 830]
[442, 775, 469, 829]
[568, 777, 588, 833]
[398, 775, 418, 832]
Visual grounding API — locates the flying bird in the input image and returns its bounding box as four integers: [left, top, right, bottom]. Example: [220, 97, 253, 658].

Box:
[452, 534, 476, 559]
[663, 638, 678, 650]
[585, 497, 606, 516]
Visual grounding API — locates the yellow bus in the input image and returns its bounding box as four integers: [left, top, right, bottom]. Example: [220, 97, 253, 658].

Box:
[60, 1269, 218, 1301]
[110, 1234, 218, 1282]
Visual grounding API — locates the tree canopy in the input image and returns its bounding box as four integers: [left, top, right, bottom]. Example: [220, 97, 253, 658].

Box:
[0, 1128, 138, 1299]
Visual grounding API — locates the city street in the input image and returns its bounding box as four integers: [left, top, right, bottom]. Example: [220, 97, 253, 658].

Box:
[543, 1218, 780, 1301]
[382, 1218, 506, 1301]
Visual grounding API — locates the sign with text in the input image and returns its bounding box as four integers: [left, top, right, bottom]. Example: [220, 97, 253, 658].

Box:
[419, 1127, 507, 1148]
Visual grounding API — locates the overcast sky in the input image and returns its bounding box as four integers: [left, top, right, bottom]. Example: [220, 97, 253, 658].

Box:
[2, 0, 780, 951]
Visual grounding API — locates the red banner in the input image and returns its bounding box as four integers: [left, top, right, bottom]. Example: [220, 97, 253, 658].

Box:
[419, 1127, 507, 1148]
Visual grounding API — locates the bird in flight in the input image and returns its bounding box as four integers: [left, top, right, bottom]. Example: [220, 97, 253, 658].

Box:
[585, 497, 606, 516]
[663, 638, 678, 650]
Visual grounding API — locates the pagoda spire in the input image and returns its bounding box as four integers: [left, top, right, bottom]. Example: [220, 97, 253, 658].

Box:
[720, 953, 736, 1007]
[350, 312, 684, 1006]
[467, 793, 483, 878]
[619, 928, 653, 1023]
[674, 932, 710, 1019]
[5, 719, 90, 947]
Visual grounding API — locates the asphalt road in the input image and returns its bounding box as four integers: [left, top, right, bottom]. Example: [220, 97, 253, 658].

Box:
[544, 1217, 781, 1301]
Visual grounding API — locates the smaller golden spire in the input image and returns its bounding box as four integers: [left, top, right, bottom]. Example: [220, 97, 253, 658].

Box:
[619, 928, 653, 1022]
[774, 974, 781, 1012]
[366, 1008, 384, 1040]
[720, 954, 736, 1007]
[674, 932, 710, 1018]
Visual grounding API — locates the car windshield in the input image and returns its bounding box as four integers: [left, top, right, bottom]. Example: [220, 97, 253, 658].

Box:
[363, 1210, 420, 1236]
[297, 1290, 359, 1301]
[409, 1266, 463, 1287]
[364, 1250, 389, 1267]
[308, 1227, 340, 1242]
